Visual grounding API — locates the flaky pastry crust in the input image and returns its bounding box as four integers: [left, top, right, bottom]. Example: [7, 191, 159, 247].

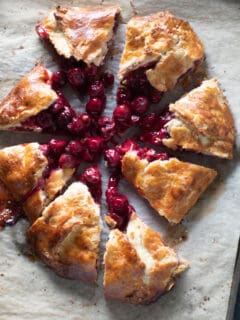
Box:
[122, 151, 217, 223]
[0, 143, 74, 223]
[27, 182, 101, 284]
[104, 212, 188, 304]
[0, 143, 47, 201]
[163, 79, 235, 159]
[0, 64, 57, 129]
[118, 11, 204, 92]
[38, 6, 121, 66]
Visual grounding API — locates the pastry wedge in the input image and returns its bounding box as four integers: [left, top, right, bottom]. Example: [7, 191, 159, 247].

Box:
[0, 142, 77, 223]
[162, 78, 235, 159]
[122, 150, 217, 223]
[104, 212, 188, 304]
[36, 6, 121, 66]
[27, 182, 101, 283]
[118, 11, 204, 93]
[0, 63, 79, 134]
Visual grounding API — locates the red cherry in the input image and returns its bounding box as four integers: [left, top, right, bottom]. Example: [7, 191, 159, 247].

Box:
[65, 140, 83, 156]
[67, 68, 85, 87]
[98, 116, 115, 140]
[86, 137, 104, 153]
[57, 107, 76, 129]
[104, 149, 121, 169]
[36, 25, 49, 39]
[68, 113, 92, 134]
[86, 97, 106, 116]
[110, 195, 129, 214]
[88, 81, 105, 97]
[58, 154, 79, 169]
[139, 113, 157, 131]
[81, 166, 101, 184]
[49, 139, 67, 155]
[113, 105, 131, 123]
[131, 96, 149, 114]
[51, 71, 66, 89]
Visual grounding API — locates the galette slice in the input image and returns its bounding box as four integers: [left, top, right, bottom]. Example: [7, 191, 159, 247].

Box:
[162, 78, 235, 159]
[117, 11, 204, 106]
[0, 141, 79, 223]
[27, 181, 101, 284]
[121, 148, 217, 223]
[0, 63, 81, 134]
[104, 212, 188, 304]
[37, 5, 121, 66]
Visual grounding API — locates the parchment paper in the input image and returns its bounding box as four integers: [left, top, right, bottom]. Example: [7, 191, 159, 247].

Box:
[0, 1, 240, 319]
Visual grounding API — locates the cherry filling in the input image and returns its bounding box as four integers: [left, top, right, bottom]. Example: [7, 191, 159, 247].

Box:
[105, 174, 134, 230]
[80, 166, 102, 203]
[112, 62, 163, 134]
[137, 110, 174, 146]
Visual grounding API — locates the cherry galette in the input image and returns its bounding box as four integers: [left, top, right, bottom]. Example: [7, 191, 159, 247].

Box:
[104, 212, 188, 304]
[36, 6, 120, 99]
[111, 11, 204, 133]
[162, 78, 235, 159]
[28, 179, 101, 283]
[105, 141, 217, 224]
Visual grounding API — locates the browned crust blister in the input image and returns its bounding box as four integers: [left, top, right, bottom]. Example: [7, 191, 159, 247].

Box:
[0, 64, 57, 129]
[118, 11, 204, 91]
[163, 78, 235, 159]
[104, 213, 188, 304]
[27, 182, 101, 284]
[39, 6, 121, 65]
[122, 151, 217, 223]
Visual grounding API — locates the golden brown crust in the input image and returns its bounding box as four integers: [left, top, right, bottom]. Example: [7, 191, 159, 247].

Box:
[118, 11, 204, 91]
[23, 168, 75, 223]
[27, 182, 101, 284]
[163, 78, 235, 159]
[39, 6, 121, 66]
[122, 151, 217, 223]
[0, 143, 47, 201]
[0, 64, 57, 129]
[104, 213, 188, 304]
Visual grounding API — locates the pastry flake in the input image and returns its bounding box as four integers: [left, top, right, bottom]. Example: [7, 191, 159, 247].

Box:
[122, 151, 217, 223]
[163, 78, 235, 159]
[37, 6, 121, 66]
[27, 182, 101, 284]
[118, 11, 204, 92]
[104, 212, 188, 304]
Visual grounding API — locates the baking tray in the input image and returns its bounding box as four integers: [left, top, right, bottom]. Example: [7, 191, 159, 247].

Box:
[0, 1, 240, 319]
